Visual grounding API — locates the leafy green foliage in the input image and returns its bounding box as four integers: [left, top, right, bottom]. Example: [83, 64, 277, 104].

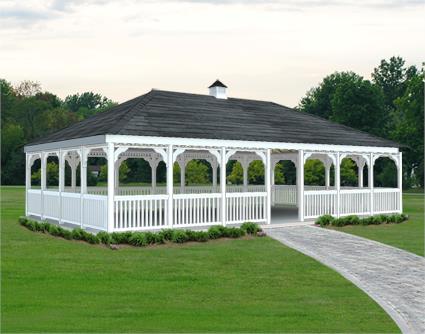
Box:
[315, 213, 408, 227]
[18, 217, 260, 247]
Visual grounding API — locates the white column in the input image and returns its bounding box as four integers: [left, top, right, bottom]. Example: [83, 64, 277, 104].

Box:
[397, 152, 403, 212]
[114, 159, 121, 191]
[220, 147, 226, 226]
[58, 150, 65, 224]
[271, 162, 276, 206]
[265, 149, 272, 225]
[107, 143, 115, 232]
[25, 154, 30, 216]
[167, 145, 174, 227]
[80, 147, 87, 228]
[150, 161, 157, 194]
[335, 153, 341, 218]
[369, 153, 374, 216]
[180, 161, 186, 193]
[297, 150, 304, 221]
[71, 158, 77, 192]
[40, 152, 46, 220]
[325, 163, 331, 189]
[212, 162, 218, 192]
[358, 162, 364, 188]
[242, 162, 248, 192]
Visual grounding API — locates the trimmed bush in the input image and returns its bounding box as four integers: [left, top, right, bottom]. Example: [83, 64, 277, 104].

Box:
[208, 226, 223, 239]
[97, 231, 112, 244]
[129, 232, 148, 247]
[315, 214, 335, 227]
[171, 230, 189, 243]
[241, 222, 262, 235]
[18, 217, 261, 248]
[316, 213, 409, 227]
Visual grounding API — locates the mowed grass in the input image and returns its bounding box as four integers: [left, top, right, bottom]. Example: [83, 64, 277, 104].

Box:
[329, 193, 424, 256]
[1, 187, 398, 333]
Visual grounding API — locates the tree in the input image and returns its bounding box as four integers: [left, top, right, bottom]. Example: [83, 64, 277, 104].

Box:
[391, 72, 424, 187]
[299, 71, 385, 136]
[64, 92, 115, 118]
[186, 160, 210, 185]
[14, 80, 41, 97]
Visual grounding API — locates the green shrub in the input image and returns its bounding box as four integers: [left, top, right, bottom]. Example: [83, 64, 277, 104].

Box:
[240, 222, 261, 235]
[144, 232, 159, 245]
[110, 232, 133, 244]
[71, 228, 85, 240]
[315, 214, 335, 227]
[208, 226, 224, 239]
[18, 216, 27, 225]
[129, 232, 148, 247]
[171, 230, 189, 243]
[223, 227, 246, 238]
[186, 230, 209, 242]
[159, 229, 174, 241]
[97, 231, 112, 244]
[84, 233, 100, 244]
[61, 229, 73, 240]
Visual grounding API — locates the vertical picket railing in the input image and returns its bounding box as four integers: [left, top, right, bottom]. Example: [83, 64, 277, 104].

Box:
[226, 192, 267, 223]
[173, 193, 221, 227]
[27, 189, 42, 216]
[339, 189, 371, 216]
[373, 188, 401, 214]
[114, 195, 168, 231]
[304, 190, 337, 219]
[273, 185, 297, 205]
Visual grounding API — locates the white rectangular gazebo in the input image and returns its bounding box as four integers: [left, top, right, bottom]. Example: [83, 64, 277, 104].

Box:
[24, 81, 403, 232]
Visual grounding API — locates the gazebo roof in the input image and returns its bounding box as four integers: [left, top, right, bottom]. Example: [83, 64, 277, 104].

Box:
[28, 89, 399, 148]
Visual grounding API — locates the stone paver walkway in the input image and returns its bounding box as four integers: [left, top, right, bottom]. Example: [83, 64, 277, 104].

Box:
[267, 225, 425, 333]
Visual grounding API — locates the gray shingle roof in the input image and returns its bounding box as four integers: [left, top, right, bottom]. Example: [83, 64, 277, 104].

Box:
[28, 89, 399, 148]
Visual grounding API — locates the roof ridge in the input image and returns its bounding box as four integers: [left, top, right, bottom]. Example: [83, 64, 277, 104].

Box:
[108, 90, 155, 134]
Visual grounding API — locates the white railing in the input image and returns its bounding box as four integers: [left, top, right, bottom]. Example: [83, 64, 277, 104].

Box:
[340, 189, 371, 216]
[173, 193, 221, 227]
[374, 188, 401, 213]
[27, 189, 42, 216]
[43, 191, 60, 220]
[226, 192, 267, 224]
[273, 185, 297, 205]
[304, 190, 337, 219]
[82, 194, 108, 230]
[61, 192, 81, 225]
[114, 195, 168, 231]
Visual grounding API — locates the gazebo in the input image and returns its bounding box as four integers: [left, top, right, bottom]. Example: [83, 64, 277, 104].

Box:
[24, 80, 402, 232]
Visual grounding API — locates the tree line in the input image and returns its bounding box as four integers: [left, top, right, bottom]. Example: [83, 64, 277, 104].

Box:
[1, 56, 423, 188]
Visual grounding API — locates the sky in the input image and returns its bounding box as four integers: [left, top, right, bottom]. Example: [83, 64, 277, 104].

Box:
[0, 0, 424, 107]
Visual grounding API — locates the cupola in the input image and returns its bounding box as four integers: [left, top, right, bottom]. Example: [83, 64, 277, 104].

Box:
[208, 80, 227, 99]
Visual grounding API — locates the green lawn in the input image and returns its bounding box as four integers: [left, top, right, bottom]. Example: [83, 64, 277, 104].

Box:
[329, 193, 424, 256]
[1, 186, 398, 333]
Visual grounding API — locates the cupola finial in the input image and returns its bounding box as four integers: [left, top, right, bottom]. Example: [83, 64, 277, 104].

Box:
[208, 79, 227, 99]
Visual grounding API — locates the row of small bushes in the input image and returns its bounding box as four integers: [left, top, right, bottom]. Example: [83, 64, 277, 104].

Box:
[315, 213, 408, 227]
[18, 217, 262, 247]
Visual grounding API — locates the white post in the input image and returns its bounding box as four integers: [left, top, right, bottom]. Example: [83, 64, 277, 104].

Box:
[297, 150, 304, 221]
[397, 152, 403, 212]
[40, 152, 46, 220]
[358, 162, 364, 188]
[80, 147, 87, 228]
[212, 162, 218, 192]
[242, 163, 248, 192]
[325, 163, 331, 189]
[180, 161, 186, 194]
[150, 161, 157, 194]
[114, 159, 120, 192]
[335, 153, 341, 218]
[167, 145, 174, 227]
[265, 149, 271, 225]
[58, 150, 65, 224]
[271, 162, 276, 206]
[369, 153, 374, 216]
[71, 156, 77, 192]
[25, 154, 30, 216]
[220, 147, 226, 226]
[107, 143, 115, 232]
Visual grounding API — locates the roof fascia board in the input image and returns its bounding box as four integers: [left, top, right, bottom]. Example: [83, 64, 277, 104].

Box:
[106, 135, 399, 154]
[24, 135, 106, 153]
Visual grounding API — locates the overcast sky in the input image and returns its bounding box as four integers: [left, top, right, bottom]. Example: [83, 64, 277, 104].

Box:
[1, 0, 424, 107]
